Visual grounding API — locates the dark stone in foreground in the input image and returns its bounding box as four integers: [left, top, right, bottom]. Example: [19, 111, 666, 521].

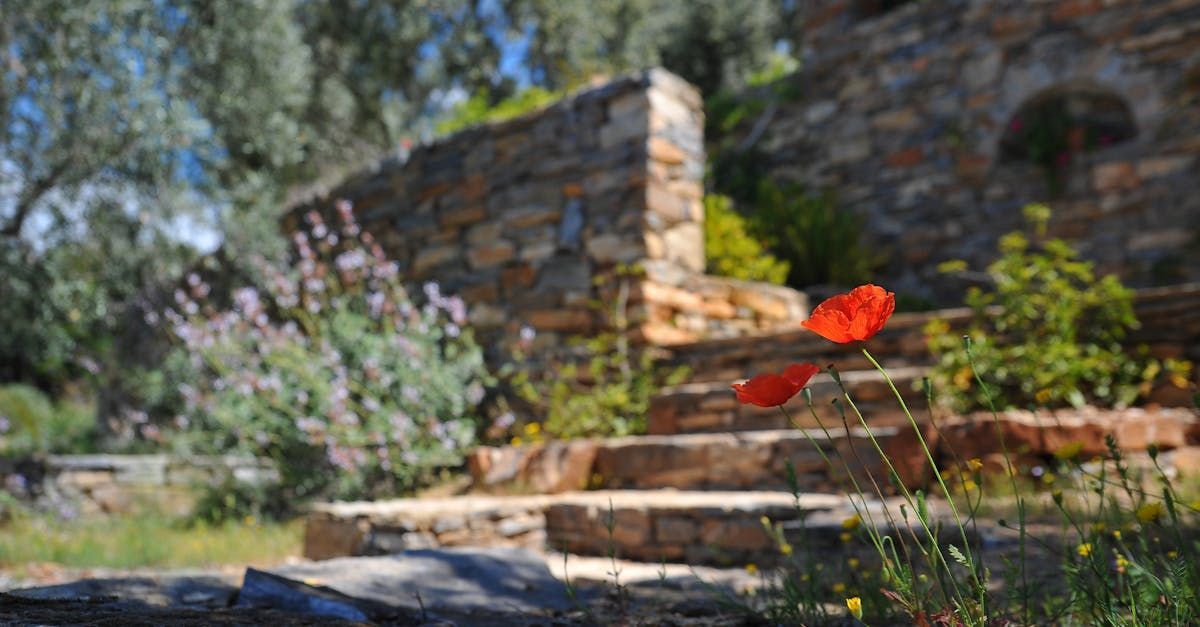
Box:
[0, 591, 366, 626]
[237, 568, 418, 622]
[8, 575, 239, 610]
[3, 548, 587, 625]
[268, 546, 580, 615]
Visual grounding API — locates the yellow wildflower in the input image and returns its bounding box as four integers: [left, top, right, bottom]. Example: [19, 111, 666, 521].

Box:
[847, 557, 860, 569]
[1077, 543, 1093, 557]
[840, 532, 853, 543]
[1113, 530, 1122, 540]
[1136, 502, 1165, 524]
[780, 542, 793, 556]
[1054, 441, 1084, 461]
[952, 367, 972, 390]
[1116, 555, 1129, 574]
[510, 436, 523, 446]
[832, 582, 847, 595]
[1168, 550, 1179, 559]
[842, 515, 862, 531]
[744, 563, 758, 575]
[967, 458, 983, 472]
[846, 596, 863, 620]
[523, 422, 541, 436]
[1041, 472, 1056, 485]
[962, 479, 978, 492]
[1035, 388, 1053, 404]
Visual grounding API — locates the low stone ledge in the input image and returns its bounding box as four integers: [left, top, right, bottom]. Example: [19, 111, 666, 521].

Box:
[2, 454, 276, 517]
[544, 490, 844, 565]
[938, 406, 1200, 471]
[634, 261, 809, 345]
[304, 495, 555, 560]
[303, 490, 848, 566]
[468, 427, 906, 495]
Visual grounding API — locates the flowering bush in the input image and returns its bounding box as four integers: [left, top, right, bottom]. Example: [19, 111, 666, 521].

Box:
[926, 205, 1190, 412]
[168, 202, 490, 503]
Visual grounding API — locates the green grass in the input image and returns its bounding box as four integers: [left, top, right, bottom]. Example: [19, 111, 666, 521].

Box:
[0, 513, 301, 571]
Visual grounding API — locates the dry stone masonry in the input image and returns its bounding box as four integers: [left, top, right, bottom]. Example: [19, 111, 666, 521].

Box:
[0, 454, 274, 516]
[286, 69, 807, 360]
[757, 0, 1200, 299]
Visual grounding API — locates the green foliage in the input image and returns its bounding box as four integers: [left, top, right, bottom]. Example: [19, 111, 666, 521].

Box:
[1, 1, 519, 435]
[745, 53, 800, 88]
[0, 384, 96, 456]
[703, 194, 789, 285]
[435, 87, 563, 136]
[927, 205, 1191, 412]
[751, 181, 884, 288]
[171, 204, 491, 503]
[510, 335, 684, 441]
[514, 0, 791, 95]
[501, 273, 688, 441]
[190, 479, 290, 526]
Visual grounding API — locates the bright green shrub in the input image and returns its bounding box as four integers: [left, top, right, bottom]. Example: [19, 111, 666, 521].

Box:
[926, 205, 1191, 412]
[0, 384, 96, 456]
[435, 87, 562, 136]
[703, 194, 789, 285]
[170, 201, 490, 503]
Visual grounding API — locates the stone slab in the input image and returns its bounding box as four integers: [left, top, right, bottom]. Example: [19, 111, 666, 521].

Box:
[271, 547, 578, 614]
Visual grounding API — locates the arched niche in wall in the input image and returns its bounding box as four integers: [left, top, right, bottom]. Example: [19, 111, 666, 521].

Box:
[997, 84, 1137, 191]
[853, 0, 917, 19]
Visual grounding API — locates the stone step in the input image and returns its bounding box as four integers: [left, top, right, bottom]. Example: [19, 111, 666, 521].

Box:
[468, 427, 914, 495]
[303, 490, 853, 568]
[661, 310, 943, 385]
[592, 429, 900, 492]
[544, 490, 846, 566]
[659, 283, 1200, 386]
[648, 366, 929, 435]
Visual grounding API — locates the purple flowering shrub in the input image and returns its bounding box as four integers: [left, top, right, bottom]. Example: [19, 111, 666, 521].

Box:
[168, 201, 489, 502]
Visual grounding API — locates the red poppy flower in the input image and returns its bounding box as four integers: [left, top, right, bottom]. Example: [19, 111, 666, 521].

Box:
[801, 284, 896, 344]
[732, 363, 820, 407]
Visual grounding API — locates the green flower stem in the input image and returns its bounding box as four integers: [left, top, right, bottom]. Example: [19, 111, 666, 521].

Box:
[778, 405, 896, 562]
[832, 374, 970, 616]
[861, 348, 986, 617]
[964, 339, 1030, 624]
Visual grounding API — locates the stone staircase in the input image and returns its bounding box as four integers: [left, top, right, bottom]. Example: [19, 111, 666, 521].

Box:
[302, 284, 1200, 572]
[650, 282, 1200, 435]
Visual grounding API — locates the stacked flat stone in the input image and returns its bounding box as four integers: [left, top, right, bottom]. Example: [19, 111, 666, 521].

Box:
[745, 0, 1200, 300]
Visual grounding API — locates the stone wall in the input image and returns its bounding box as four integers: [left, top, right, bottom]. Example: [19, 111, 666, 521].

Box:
[0, 454, 275, 517]
[753, 0, 1200, 300]
[285, 69, 807, 354]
